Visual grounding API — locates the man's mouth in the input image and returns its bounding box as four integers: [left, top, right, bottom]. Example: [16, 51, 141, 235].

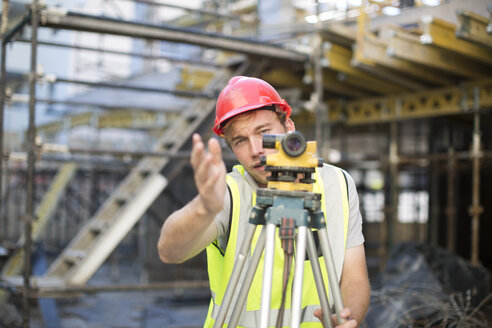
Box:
[253, 163, 265, 170]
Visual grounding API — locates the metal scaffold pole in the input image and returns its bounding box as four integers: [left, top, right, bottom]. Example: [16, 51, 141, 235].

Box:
[23, 1, 39, 326]
[387, 118, 399, 260]
[313, 0, 326, 156]
[0, 25, 6, 240]
[0, 4, 31, 240]
[446, 146, 456, 253]
[470, 87, 483, 265]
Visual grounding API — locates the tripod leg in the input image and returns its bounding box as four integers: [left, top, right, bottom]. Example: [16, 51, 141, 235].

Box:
[228, 226, 267, 327]
[260, 223, 276, 328]
[291, 225, 307, 328]
[213, 223, 257, 328]
[306, 230, 334, 328]
[317, 228, 345, 325]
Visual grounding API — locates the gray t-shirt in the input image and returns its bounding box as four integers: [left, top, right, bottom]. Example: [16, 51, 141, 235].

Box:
[214, 169, 364, 252]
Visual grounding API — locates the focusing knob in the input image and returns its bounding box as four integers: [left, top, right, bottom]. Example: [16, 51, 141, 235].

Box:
[260, 156, 267, 166]
[262, 134, 278, 149]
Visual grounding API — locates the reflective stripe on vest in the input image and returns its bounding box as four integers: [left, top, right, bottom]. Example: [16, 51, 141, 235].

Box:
[205, 165, 349, 328]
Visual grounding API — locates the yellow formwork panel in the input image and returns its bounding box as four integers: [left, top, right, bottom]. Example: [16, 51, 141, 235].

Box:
[321, 23, 357, 47]
[261, 67, 373, 98]
[291, 100, 344, 125]
[387, 27, 491, 79]
[323, 69, 375, 98]
[323, 42, 405, 94]
[36, 110, 167, 138]
[420, 16, 492, 65]
[354, 33, 453, 86]
[176, 67, 216, 91]
[456, 9, 492, 49]
[70, 111, 93, 128]
[344, 79, 492, 125]
[98, 110, 133, 129]
[261, 68, 307, 89]
[38, 120, 63, 136]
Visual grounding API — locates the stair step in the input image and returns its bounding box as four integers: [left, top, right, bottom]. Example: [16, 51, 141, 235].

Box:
[63, 249, 86, 264]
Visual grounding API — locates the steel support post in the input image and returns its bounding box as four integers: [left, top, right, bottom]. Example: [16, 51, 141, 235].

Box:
[380, 164, 388, 270]
[0, 41, 6, 239]
[429, 160, 439, 246]
[446, 147, 456, 253]
[0, 12, 31, 240]
[387, 119, 399, 254]
[469, 89, 483, 265]
[313, 33, 325, 154]
[23, 1, 39, 327]
[313, 1, 327, 157]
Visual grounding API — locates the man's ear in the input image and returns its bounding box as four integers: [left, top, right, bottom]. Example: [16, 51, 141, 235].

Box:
[286, 118, 295, 132]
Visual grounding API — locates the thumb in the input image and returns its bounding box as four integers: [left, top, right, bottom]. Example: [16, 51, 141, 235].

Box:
[314, 308, 327, 328]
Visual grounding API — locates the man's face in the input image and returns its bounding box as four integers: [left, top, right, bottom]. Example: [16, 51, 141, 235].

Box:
[225, 110, 294, 187]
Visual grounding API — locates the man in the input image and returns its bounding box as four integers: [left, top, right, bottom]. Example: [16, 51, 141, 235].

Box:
[158, 76, 370, 327]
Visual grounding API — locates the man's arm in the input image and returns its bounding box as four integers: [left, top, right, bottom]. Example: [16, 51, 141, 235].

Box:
[338, 244, 371, 327]
[157, 134, 227, 264]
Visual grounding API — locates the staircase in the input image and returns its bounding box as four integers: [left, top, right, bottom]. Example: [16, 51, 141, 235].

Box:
[38, 65, 248, 287]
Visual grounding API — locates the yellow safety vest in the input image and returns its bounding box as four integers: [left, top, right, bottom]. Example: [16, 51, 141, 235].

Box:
[204, 164, 349, 328]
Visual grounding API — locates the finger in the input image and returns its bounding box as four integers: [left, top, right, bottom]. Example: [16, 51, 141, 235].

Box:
[208, 138, 222, 164]
[194, 153, 213, 187]
[340, 308, 352, 319]
[202, 163, 222, 191]
[190, 134, 205, 170]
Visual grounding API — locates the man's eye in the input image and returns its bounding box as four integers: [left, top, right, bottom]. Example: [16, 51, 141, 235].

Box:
[260, 129, 270, 135]
[234, 138, 247, 146]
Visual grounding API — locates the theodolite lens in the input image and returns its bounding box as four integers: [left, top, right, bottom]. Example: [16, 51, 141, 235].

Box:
[282, 131, 306, 157]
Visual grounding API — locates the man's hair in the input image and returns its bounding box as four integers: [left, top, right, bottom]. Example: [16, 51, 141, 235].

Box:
[223, 105, 287, 148]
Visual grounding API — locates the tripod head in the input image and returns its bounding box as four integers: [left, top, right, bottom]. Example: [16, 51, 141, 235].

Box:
[260, 131, 323, 192]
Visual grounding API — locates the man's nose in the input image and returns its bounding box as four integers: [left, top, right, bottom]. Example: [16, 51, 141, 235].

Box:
[250, 136, 264, 156]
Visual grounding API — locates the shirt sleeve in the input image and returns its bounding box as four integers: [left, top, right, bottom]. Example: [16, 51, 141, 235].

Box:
[344, 171, 365, 248]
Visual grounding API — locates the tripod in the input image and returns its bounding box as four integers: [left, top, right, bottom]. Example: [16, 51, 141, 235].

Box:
[213, 187, 346, 328]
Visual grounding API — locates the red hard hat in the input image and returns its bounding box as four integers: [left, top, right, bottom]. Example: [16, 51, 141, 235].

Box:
[213, 76, 292, 137]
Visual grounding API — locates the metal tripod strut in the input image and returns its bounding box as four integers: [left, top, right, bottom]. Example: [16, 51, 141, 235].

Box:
[213, 187, 345, 328]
